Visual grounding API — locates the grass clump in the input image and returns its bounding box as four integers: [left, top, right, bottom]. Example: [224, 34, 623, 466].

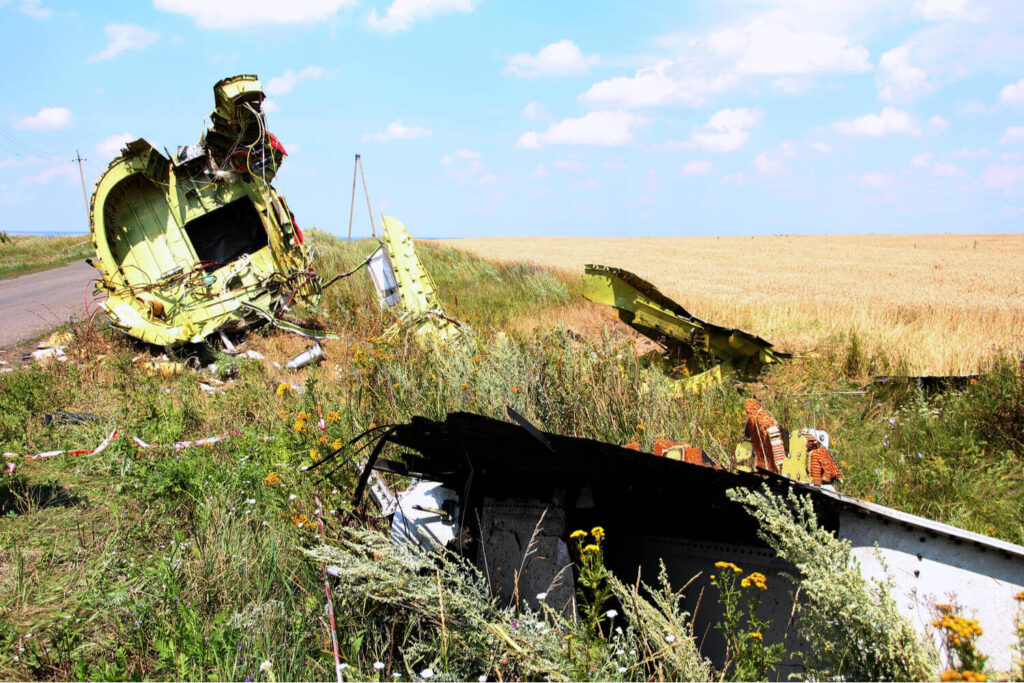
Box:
[0, 234, 92, 280]
[727, 484, 936, 681]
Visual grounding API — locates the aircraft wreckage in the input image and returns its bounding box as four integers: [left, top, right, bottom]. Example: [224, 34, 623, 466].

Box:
[88, 74, 455, 347]
[583, 264, 790, 391]
[320, 403, 1024, 675]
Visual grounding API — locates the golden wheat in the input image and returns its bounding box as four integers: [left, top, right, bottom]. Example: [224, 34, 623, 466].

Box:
[440, 233, 1024, 374]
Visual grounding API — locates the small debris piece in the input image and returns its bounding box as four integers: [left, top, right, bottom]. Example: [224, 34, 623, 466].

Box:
[285, 342, 326, 370]
[41, 411, 100, 426]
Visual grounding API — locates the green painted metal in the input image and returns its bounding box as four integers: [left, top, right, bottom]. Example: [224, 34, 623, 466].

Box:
[379, 216, 459, 343]
[582, 264, 789, 390]
[89, 75, 318, 347]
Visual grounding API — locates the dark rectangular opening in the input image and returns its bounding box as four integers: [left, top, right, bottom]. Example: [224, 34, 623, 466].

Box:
[184, 198, 268, 271]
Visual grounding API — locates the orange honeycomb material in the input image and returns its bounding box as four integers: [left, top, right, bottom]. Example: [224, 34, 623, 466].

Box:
[809, 446, 842, 485]
[744, 399, 783, 474]
[653, 438, 683, 456]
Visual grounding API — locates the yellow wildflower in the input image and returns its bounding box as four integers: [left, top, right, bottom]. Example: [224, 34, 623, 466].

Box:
[591, 526, 606, 543]
[747, 632, 763, 641]
[296, 411, 311, 420]
[331, 438, 344, 450]
[291, 513, 310, 528]
[325, 410, 341, 423]
[636, 423, 646, 431]
[264, 471, 280, 486]
[714, 561, 742, 574]
[293, 419, 307, 434]
[583, 544, 600, 554]
[570, 530, 587, 540]
[1014, 591, 1024, 601]
[275, 382, 291, 397]
[741, 572, 768, 590]
[309, 448, 320, 462]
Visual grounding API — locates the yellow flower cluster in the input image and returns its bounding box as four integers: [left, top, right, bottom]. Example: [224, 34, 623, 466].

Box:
[325, 410, 341, 423]
[570, 530, 587, 540]
[1015, 590, 1024, 601]
[264, 471, 280, 485]
[741, 572, 768, 590]
[940, 669, 987, 682]
[747, 632, 763, 641]
[715, 561, 743, 574]
[933, 613, 983, 646]
[331, 438, 343, 450]
[291, 513, 310, 528]
[309, 448, 320, 462]
[583, 544, 600, 554]
[591, 526, 605, 543]
[275, 382, 292, 397]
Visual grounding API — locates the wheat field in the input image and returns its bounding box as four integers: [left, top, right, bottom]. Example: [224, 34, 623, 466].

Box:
[440, 233, 1024, 375]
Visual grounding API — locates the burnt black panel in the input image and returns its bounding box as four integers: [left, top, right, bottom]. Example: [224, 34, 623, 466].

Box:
[184, 198, 268, 271]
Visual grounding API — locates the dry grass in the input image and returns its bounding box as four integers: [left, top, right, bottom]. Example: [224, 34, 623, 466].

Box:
[440, 233, 1024, 375]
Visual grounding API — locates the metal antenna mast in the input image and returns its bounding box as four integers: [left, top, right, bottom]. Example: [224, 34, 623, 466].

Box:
[346, 154, 377, 241]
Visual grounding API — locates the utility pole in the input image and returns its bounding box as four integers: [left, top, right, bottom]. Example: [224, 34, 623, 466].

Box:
[73, 149, 90, 231]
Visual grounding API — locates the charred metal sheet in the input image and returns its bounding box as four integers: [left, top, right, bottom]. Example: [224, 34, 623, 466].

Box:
[583, 264, 789, 390]
[89, 75, 319, 347]
[359, 411, 1024, 673]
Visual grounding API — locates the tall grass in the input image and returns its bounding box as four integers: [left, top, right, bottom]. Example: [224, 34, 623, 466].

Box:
[0, 234, 92, 280]
[0, 235, 1021, 680]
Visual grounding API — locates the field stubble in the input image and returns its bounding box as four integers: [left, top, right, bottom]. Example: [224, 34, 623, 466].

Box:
[442, 233, 1024, 375]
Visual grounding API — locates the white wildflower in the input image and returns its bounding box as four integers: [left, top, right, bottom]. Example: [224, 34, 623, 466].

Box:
[260, 660, 273, 672]
[374, 662, 385, 670]
[421, 668, 434, 679]
[605, 609, 618, 619]
[665, 634, 676, 643]
[536, 592, 547, 601]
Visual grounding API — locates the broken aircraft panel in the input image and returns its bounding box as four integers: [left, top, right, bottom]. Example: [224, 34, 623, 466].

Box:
[583, 264, 789, 390]
[89, 75, 321, 347]
[339, 411, 1024, 675]
[370, 216, 460, 343]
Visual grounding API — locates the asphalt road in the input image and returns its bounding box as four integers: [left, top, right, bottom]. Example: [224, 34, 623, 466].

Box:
[0, 260, 100, 349]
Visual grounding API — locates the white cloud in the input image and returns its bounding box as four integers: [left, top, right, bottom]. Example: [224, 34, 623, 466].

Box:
[522, 101, 548, 121]
[531, 164, 550, 179]
[517, 110, 642, 149]
[262, 99, 280, 113]
[21, 160, 77, 185]
[680, 159, 713, 176]
[704, 16, 871, 76]
[932, 161, 966, 176]
[858, 171, 895, 189]
[877, 44, 932, 103]
[265, 66, 330, 96]
[833, 107, 923, 137]
[950, 147, 991, 158]
[927, 114, 949, 134]
[13, 106, 72, 131]
[1001, 78, 1024, 104]
[579, 60, 733, 109]
[363, 119, 432, 142]
[441, 148, 484, 183]
[552, 159, 588, 171]
[18, 0, 53, 19]
[910, 152, 934, 168]
[1001, 126, 1024, 144]
[368, 0, 476, 33]
[96, 133, 134, 159]
[153, 0, 356, 28]
[809, 142, 834, 154]
[505, 40, 598, 79]
[690, 107, 763, 153]
[722, 172, 748, 186]
[982, 164, 1024, 188]
[570, 177, 601, 189]
[753, 151, 787, 177]
[88, 24, 159, 62]
[913, 0, 989, 23]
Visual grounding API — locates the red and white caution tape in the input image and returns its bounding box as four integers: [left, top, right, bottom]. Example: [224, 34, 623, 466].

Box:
[2, 428, 265, 474]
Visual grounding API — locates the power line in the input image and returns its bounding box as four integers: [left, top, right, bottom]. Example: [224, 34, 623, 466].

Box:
[73, 150, 90, 232]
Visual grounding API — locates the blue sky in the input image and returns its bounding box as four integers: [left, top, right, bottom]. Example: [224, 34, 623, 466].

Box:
[2, 0, 1023, 237]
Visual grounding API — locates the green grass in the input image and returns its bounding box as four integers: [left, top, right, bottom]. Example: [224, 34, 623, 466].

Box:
[0, 234, 92, 280]
[1, 235, 1022, 680]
